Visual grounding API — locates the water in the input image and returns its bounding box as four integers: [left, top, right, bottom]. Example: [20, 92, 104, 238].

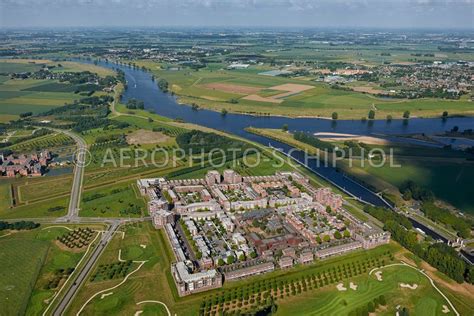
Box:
[84, 60, 474, 243]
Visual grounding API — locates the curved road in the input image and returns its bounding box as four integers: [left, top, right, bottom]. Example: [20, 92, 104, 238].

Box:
[60, 129, 88, 221]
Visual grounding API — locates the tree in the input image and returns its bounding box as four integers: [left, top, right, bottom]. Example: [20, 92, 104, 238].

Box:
[221, 108, 228, 116]
[442, 111, 448, 118]
[343, 230, 351, 238]
[368, 110, 375, 120]
[334, 231, 342, 239]
[403, 110, 410, 119]
[250, 251, 257, 259]
[282, 124, 288, 132]
[323, 235, 331, 242]
[217, 258, 225, 266]
[332, 112, 338, 120]
[238, 253, 245, 261]
[368, 302, 375, 313]
[386, 114, 392, 122]
[227, 255, 235, 264]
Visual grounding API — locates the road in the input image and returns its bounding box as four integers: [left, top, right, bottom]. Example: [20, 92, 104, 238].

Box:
[52, 220, 120, 316]
[61, 129, 88, 220]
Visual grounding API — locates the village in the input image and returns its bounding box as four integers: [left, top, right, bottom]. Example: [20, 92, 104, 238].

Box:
[0, 150, 51, 177]
[138, 170, 390, 297]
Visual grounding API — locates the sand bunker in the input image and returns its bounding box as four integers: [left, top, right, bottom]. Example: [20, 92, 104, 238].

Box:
[349, 282, 358, 290]
[400, 283, 418, 290]
[375, 271, 383, 281]
[442, 305, 450, 314]
[140, 244, 147, 249]
[100, 292, 113, 299]
[336, 283, 347, 291]
[134, 311, 143, 316]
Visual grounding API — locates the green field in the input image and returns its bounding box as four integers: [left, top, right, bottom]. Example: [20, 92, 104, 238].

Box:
[276, 265, 454, 316]
[246, 127, 474, 214]
[0, 193, 69, 219]
[0, 225, 103, 316]
[0, 59, 114, 120]
[0, 238, 49, 315]
[0, 77, 80, 116]
[349, 159, 474, 214]
[65, 221, 473, 316]
[66, 222, 176, 315]
[17, 175, 73, 203]
[80, 183, 146, 218]
[144, 61, 474, 119]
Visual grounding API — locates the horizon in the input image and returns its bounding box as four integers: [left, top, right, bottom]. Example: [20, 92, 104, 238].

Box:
[1, 0, 473, 29]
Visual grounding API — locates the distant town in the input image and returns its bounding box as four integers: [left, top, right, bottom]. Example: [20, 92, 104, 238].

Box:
[138, 170, 390, 296]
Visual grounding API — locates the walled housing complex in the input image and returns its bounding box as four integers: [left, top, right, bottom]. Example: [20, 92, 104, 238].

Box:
[138, 170, 390, 296]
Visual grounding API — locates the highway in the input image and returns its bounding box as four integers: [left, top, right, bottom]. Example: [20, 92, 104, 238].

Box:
[52, 220, 120, 316]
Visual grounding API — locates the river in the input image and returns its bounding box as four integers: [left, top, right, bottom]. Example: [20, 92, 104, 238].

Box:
[88, 60, 474, 245]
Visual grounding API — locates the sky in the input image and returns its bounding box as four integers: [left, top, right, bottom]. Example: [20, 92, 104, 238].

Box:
[1, 0, 473, 29]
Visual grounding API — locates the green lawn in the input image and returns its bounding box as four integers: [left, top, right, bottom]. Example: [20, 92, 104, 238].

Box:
[276, 265, 454, 316]
[17, 176, 73, 203]
[0, 225, 102, 316]
[0, 237, 49, 315]
[66, 222, 178, 315]
[80, 183, 146, 218]
[0, 195, 69, 219]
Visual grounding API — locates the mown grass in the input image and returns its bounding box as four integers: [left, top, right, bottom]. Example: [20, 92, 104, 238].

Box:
[0, 195, 69, 219]
[275, 265, 454, 316]
[17, 175, 73, 203]
[80, 182, 146, 218]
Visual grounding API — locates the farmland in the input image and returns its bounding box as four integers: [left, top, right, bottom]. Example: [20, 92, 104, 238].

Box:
[144, 61, 474, 119]
[0, 59, 115, 120]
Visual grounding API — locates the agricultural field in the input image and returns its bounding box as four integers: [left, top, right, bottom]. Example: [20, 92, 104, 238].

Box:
[0, 224, 103, 316]
[0, 59, 114, 120]
[149, 62, 474, 119]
